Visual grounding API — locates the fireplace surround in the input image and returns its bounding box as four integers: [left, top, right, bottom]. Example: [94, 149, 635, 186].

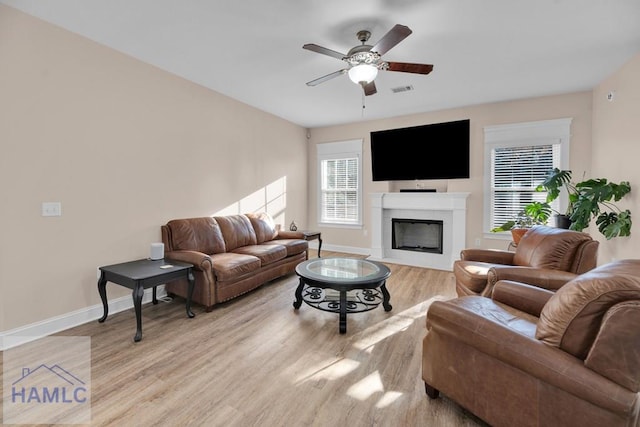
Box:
[370, 192, 470, 271]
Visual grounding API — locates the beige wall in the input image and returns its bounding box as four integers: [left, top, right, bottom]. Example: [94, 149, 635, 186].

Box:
[591, 53, 640, 263]
[0, 6, 308, 332]
[309, 92, 593, 254]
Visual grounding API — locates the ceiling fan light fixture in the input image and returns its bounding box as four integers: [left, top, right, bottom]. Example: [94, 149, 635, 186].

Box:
[304, 25, 432, 96]
[348, 64, 378, 84]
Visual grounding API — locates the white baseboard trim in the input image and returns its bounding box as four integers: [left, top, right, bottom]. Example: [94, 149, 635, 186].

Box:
[0, 286, 166, 351]
[318, 243, 370, 256]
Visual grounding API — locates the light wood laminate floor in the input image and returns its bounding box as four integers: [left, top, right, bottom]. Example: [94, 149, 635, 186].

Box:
[1, 252, 486, 426]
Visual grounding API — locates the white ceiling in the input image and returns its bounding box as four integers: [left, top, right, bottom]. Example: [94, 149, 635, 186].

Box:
[2, 0, 640, 128]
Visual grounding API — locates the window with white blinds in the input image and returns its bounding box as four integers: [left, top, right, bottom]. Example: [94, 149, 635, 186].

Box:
[321, 158, 358, 223]
[491, 144, 559, 228]
[484, 119, 571, 235]
[317, 140, 362, 227]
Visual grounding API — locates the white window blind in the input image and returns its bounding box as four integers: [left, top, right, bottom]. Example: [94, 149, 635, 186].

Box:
[321, 158, 358, 223]
[317, 140, 362, 227]
[491, 144, 558, 229]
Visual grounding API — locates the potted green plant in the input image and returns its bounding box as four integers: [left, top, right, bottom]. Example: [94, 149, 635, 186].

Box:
[491, 202, 551, 244]
[535, 168, 577, 228]
[536, 168, 632, 239]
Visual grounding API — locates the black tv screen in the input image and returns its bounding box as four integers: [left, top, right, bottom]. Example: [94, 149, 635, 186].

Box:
[370, 119, 470, 181]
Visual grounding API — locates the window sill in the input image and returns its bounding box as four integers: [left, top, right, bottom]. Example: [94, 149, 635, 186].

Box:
[318, 222, 362, 230]
[483, 232, 512, 241]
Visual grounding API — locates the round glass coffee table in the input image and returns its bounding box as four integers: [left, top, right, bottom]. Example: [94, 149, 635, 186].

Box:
[293, 257, 392, 334]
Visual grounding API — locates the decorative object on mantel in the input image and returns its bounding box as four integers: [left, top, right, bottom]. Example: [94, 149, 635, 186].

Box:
[289, 220, 298, 231]
[536, 168, 632, 239]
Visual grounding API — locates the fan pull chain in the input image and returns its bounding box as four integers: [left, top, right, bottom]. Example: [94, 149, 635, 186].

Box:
[361, 92, 366, 117]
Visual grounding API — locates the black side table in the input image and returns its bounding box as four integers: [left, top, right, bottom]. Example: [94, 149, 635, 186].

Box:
[301, 231, 323, 257]
[97, 258, 195, 342]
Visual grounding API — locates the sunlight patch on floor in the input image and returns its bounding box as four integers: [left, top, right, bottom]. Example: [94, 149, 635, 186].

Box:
[345, 372, 404, 406]
[289, 297, 451, 393]
[347, 371, 384, 400]
[352, 296, 449, 350]
[376, 391, 403, 408]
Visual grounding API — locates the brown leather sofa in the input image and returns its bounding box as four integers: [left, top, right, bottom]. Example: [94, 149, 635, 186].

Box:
[454, 225, 599, 297]
[161, 213, 308, 311]
[422, 260, 640, 427]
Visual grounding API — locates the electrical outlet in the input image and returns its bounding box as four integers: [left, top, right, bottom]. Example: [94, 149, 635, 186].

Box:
[475, 238, 481, 247]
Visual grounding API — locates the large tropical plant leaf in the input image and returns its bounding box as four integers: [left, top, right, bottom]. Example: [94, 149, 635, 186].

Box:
[575, 179, 631, 204]
[596, 210, 632, 239]
[569, 198, 593, 231]
[610, 181, 632, 201]
[575, 178, 612, 205]
[536, 168, 573, 203]
[524, 202, 551, 223]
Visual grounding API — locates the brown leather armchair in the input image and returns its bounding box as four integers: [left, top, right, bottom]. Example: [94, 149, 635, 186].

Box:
[454, 225, 598, 297]
[422, 260, 640, 427]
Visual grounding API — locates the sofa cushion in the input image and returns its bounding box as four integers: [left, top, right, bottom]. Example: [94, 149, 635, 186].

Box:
[246, 212, 279, 244]
[167, 217, 226, 254]
[513, 226, 592, 271]
[214, 215, 257, 251]
[232, 244, 287, 265]
[266, 239, 308, 257]
[536, 260, 640, 360]
[209, 252, 261, 281]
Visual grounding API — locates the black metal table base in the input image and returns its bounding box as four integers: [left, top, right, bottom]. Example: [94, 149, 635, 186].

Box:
[293, 279, 392, 334]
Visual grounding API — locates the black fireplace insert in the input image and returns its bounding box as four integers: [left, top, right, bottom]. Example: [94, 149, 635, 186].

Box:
[391, 218, 443, 254]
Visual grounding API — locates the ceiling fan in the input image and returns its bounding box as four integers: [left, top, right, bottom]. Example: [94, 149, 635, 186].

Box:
[303, 24, 433, 96]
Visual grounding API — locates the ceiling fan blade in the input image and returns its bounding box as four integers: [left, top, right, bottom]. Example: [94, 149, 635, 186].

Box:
[371, 24, 412, 56]
[386, 62, 434, 75]
[303, 43, 346, 60]
[306, 69, 347, 86]
[362, 81, 377, 96]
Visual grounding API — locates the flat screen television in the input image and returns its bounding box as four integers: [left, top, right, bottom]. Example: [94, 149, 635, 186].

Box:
[370, 119, 470, 181]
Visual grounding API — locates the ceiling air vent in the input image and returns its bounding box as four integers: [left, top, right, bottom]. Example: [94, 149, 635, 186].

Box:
[391, 85, 414, 93]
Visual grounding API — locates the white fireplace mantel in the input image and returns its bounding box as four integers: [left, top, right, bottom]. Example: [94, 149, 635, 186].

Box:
[369, 192, 470, 271]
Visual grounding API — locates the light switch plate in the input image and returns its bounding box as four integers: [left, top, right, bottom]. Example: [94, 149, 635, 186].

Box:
[42, 202, 62, 216]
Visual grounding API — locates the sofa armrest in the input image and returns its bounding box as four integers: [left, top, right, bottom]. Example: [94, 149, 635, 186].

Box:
[585, 301, 640, 392]
[426, 298, 635, 414]
[166, 250, 213, 272]
[488, 265, 577, 292]
[492, 280, 555, 317]
[460, 248, 515, 264]
[277, 230, 305, 239]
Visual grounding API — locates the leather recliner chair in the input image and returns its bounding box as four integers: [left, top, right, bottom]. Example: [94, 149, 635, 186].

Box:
[422, 260, 640, 427]
[454, 225, 599, 297]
